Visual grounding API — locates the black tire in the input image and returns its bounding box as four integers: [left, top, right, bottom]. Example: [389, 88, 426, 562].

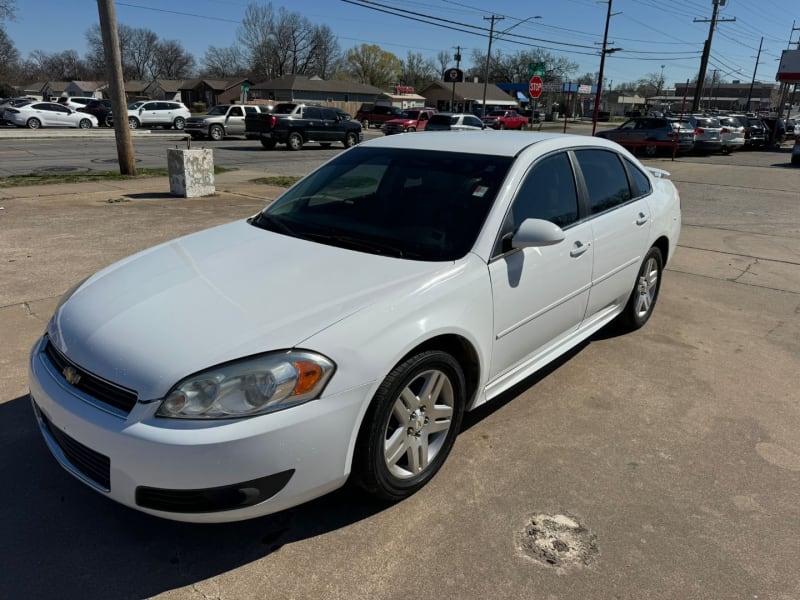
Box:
[173, 117, 186, 130]
[617, 246, 663, 331]
[128, 117, 139, 130]
[103, 115, 113, 127]
[287, 131, 303, 151]
[320, 142, 332, 148]
[260, 138, 277, 150]
[78, 118, 92, 129]
[498, 122, 505, 130]
[343, 131, 358, 148]
[352, 350, 465, 501]
[407, 127, 416, 133]
[643, 144, 658, 157]
[26, 118, 41, 129]
[209, 124, 224, 141]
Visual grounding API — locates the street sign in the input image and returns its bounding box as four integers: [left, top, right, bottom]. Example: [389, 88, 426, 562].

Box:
[444, 68, 464, 82]
[241, 84, 250, 92]
[529, 76, 543, 99]
[527, 62, 546, 77]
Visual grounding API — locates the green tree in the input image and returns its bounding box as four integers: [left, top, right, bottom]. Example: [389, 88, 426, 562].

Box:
[344, 44, 401, 89]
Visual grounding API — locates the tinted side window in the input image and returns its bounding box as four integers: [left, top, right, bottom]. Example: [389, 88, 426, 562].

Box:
[304, 107, 323, 119]
[574, 149, 632, 214]
[464, 116, 483, 127]
[510, 153, 579, 229]
[321, 108, 338, 120]
[624, 158, 652, 198]
[228, 106, 243, 117]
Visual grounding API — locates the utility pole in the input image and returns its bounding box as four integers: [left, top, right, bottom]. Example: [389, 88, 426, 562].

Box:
[691, 0, 735, 113]
[481, 15, 503, 118]
[591, 0, 620, 135]
[450, 46, 462, 111]
[97, 0, 136, 175]
[745, 36, 763, 112]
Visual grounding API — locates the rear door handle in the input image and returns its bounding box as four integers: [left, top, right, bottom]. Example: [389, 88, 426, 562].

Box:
[636, 212, 649, 226]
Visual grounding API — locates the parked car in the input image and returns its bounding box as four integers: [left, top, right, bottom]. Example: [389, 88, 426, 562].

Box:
[185, 104, 269, 140]
[57, 96, 96, 110]
[382, 108, 436, 135]
[3, 102, 98, 129]
[425, 112, 486, 131]
[481, 109, 529, 130]
[77, 99, 113, 127]
[684, 115, 723, 154]
[595, 117, 694, 156]
[792, 134, 800, 165]
[354, 104, 404, 129]
[0, 97, 34, 124]
[785, 118, 797, 136]
[126, 100, 191, 130]
[760, 117, 786, 146]
[737, 116, 767, 149]
[717, 115, 746, 154]
[28, 131, 681, 523]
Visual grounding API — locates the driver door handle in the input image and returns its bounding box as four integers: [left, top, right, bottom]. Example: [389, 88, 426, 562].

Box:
[570, 240, 591, 257]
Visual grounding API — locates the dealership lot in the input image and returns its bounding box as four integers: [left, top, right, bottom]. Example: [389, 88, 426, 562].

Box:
[0, 140, 798, 599]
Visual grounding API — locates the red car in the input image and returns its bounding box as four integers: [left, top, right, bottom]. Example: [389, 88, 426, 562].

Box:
[481, 109, 528, 130]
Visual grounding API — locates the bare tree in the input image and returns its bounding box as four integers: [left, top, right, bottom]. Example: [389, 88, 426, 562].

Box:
[400, 51, 437, 90]
[344, 43, 402, 88]
[28, 49, 90, 81]
[202, 45, 248, 78]
[0, 26, 19, 81]
[0, 0, 15, 22]
[152, 39, 195, 79]
[307, 24, 341, 79]
[437, 49, 451, 75]
[125, 27, 158, 80]
[468, 48, 578, 84]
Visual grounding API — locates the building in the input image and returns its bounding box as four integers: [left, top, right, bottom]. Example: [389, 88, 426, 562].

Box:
[671, 81, 779, 112]
[250, 75, 384, 115]
[418, 81, 517, 114]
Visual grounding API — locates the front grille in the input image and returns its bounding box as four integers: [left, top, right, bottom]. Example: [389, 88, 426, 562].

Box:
[43, 339, 138, 415]
[37, 404, 111, 490]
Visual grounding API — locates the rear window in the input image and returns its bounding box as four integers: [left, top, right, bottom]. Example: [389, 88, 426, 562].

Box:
[694, 118, 719, 127]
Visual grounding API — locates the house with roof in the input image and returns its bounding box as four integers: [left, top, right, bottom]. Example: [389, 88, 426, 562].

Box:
[176, 79, 253, 108]
[250, 75, 383, 114]
[40, 81, 72, 101]
[65, 81, 105, 98]
[418, 81, 518, 114]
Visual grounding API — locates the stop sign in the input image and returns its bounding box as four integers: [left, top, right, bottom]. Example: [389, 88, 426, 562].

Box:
[529, 76, 543, 99]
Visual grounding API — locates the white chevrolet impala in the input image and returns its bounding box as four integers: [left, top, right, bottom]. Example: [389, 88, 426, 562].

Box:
[29, 132, 681, 522]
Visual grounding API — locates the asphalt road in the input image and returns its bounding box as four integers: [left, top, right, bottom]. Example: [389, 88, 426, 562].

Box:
[0, 140, 798, 599]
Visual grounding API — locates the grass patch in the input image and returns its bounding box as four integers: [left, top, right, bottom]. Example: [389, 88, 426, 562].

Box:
[250, 175, 301, 187]
[0, 166, 236, 188]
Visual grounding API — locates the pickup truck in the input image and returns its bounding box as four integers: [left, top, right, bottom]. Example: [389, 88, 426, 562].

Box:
[481, 109, 529, 130]
[245, 103, 362, 150]
[354, 104, 404, 129]
[381, 108, 437, 135]
[185, 104, 269, 140]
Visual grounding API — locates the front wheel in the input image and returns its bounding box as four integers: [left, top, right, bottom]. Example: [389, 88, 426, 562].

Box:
[79, 118, 92, 129]
[128, 117, 139, 129]
[208, 124, 224, 141]
[343, 131, 358, 148]
[617, 247, 663, 331]
[173, 117, 185, 130]
[287, 131, 303, 151]
[643, 144, 658, 157]
[352, 350, 465, 501]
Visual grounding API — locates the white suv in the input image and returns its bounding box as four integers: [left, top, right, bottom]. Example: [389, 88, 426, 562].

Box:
[127, 100, 191, 130]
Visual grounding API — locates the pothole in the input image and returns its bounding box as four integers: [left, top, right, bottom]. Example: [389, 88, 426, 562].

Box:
[517, 513, 598, 567]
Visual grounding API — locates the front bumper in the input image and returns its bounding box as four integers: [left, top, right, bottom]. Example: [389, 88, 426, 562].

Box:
[29, 336, 372, 523]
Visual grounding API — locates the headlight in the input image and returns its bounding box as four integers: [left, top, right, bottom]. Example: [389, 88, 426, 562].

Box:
[157, 350, 335, 419]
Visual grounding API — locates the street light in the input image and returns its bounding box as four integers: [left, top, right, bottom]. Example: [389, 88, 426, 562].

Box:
[481, 15, 542, 117]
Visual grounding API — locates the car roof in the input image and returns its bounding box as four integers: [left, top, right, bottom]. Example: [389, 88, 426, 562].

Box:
[360, 130, 606, 156]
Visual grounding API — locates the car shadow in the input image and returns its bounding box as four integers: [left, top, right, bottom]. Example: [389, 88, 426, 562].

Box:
[0, 394, 391, 600]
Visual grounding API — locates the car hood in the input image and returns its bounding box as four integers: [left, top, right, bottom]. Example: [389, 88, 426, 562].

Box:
[48, 220, 450, 399]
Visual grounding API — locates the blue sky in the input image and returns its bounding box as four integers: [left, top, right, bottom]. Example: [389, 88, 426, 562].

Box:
[4, 0, 798, 87]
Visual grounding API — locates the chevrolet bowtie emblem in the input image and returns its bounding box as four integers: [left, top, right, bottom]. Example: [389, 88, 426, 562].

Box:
[63, 366, 81, 386]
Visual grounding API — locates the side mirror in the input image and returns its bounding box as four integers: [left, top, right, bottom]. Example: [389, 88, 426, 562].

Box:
[139, 107, 144, 114]
[511, 218, 565, 249]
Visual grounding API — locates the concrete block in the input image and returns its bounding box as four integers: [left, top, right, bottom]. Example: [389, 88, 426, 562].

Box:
[167, 148, 215, 197]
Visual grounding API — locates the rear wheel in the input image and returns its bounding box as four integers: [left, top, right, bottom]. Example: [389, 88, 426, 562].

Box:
[26, 118, 41, 129]
[287, 131, 303, 151]
[343, 131, 358, 148]
[209, 124, 224, 141]
[352, 350, 465, 501]
[643, 143, 658, 157]
[173, 117, 186, 130]
[617, 247, 663, 331]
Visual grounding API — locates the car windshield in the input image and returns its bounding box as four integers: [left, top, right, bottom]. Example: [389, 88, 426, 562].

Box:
[251, 147, 514, 261]
[207, 105, 229, 115]
[401, 110, 420, 119]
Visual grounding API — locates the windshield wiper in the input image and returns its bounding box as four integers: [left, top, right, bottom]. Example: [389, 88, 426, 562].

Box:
[251, 213, 296, 236]
[301, 231, 405, 258]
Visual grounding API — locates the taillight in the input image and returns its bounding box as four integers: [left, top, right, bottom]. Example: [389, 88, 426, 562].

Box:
[269, 115, 277, 128]
[694, 128, 703, 135]
[721, 128, 730, 134]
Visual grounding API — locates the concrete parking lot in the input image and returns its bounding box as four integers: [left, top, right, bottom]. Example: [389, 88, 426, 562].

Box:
[0, 142, 798, 599]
